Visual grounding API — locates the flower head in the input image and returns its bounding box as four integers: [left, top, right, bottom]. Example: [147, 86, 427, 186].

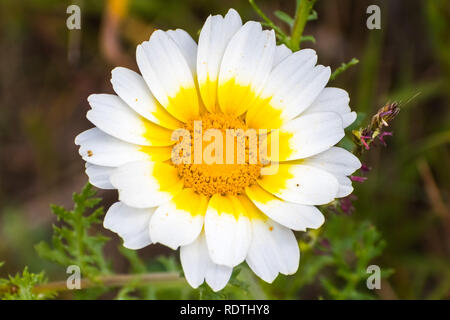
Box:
[353, 102, 400, 153]
[75, 9, 360, 291]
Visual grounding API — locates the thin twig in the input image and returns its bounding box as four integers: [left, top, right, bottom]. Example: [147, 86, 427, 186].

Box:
[417, 159, 449, 220]
[417, 158, 450, 250]
[376, 279, 398, 300]
[0, 272, 184, 295]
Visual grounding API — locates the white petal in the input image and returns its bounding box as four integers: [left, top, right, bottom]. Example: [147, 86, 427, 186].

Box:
[167, 29, 198, 76]
[149, 189, 208, 250]
[246, 184, 324, 231]
[180, 232, 232, 291]
[136, 30, 200, 122]
[246, 49, 325, 129]
[335, 175, 354, 197]
[303, 147, 361, 198]
[273, 44, 292, 68]
[304, 147, 361, 176]
[110, 67, 181, 129]
[104, 202, 154, 249]
[180, 236, 207, 289]
[274, 112, 345, 161]
[110, 161, 183, 208]
[75, 128, 171, 167]
[205, 262, 233, 292]
[302, 87, 356, 128]
[218, 21, 276, 116]
[246, 219, 299, 283]
[86, 94, 173, 146]
[204, 195, 251, 267]
[197, 9, 242, 112]
[281, 64, 331, 120]
[258, 163, 340, 205]
[85, 163, 114, 189]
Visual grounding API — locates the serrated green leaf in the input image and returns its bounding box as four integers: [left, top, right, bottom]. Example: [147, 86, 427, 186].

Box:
[36, 183, 111, 280]
[0, 266, 55, 300]
[35, 241, 71, 266]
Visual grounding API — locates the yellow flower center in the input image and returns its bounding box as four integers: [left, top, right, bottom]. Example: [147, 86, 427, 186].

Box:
[174, 113, 262, 197]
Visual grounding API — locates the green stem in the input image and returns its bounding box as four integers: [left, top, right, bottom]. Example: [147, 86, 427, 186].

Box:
[0, 272, 184, 295]
[290, 0, 316, 50]
[74, 206, 86, 271]
[330, 58, 360, 81]
[249, 0, 288, 42]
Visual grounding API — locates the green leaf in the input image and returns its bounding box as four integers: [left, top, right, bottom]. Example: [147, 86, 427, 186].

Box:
[249, 0, 289, 45]
[314, 216, 393, 299]
[300, 35, 316, 44]
[274, 10, 294, 27]
[0, 266, 55, 300]
[308, 10, 318, 21]
[156, 256, 181, 272]
[35, 183, 111, 281]
[227, 268, 247, 290]
[35, 241, 71, 266]
[330, 58, 360, 81]
[119, 247, 147, 274]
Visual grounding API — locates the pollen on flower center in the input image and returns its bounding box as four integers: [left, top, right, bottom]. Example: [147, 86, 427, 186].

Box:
[173, 113, 262, 197]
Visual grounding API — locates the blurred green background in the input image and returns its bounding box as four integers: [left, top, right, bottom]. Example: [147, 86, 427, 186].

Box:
[0, 0, 449, 299]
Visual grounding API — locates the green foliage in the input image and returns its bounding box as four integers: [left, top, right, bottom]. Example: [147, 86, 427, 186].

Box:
[307, 9, 318, 21]
[249, 0, 317, 49]
[119, 247, 148, 274]
[299, 35, 316, 44]
[259, 215, 393, 300]
[318, 217, 394, 299]
[35, 184, 111, 279]
[274, 10, 294, 27]
[198, 267, 251, 300]
[0, 266, 54, 300]
[330, 58, 360, 81]
[249, 0, 290, 44]
[117, 249, 190, 300]
[116, 247, 151, 300]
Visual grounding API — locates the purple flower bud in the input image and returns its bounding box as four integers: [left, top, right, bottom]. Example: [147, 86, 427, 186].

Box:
[360, 135, 372, 150]
[350, 175, 368, 183]
[314, 238, 332, 255]
[340, 196, 355, 215]
[378, 131, 393, 146]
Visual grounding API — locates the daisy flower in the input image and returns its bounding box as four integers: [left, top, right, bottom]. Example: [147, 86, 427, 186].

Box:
[75, 8, 361, 292]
